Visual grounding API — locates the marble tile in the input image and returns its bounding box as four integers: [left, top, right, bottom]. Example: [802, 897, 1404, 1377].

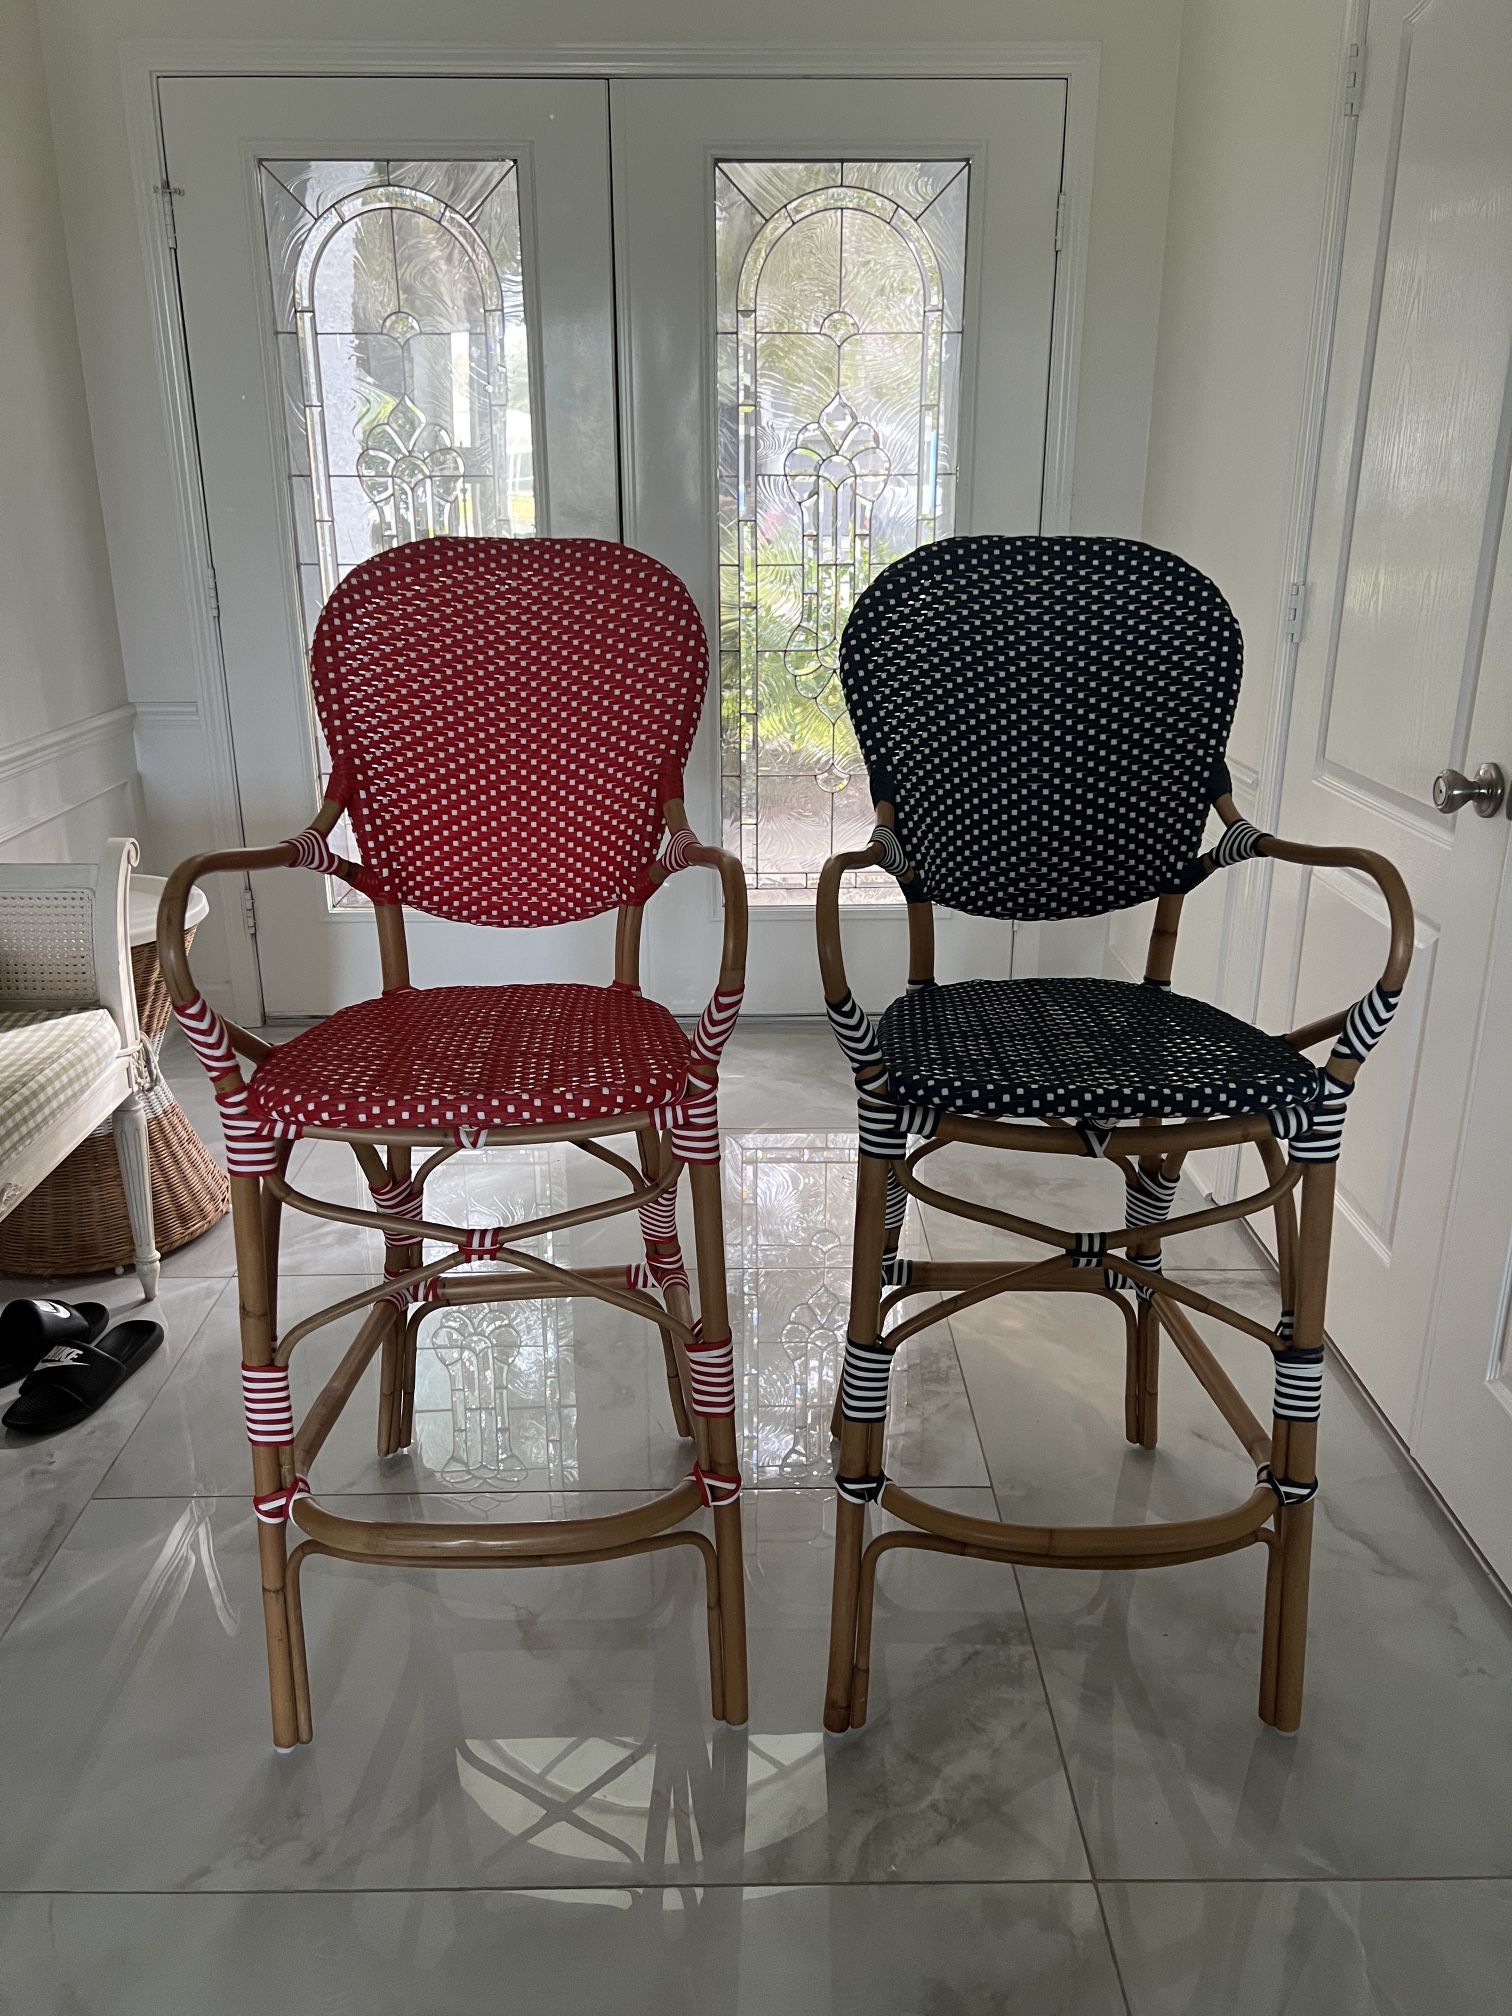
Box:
[0, 1488, 1085, 1891]
[717, 1023, 858, 1132]
[947, 1277, 1512, 1877]
[0, 1273, 224, 1633]
[0, 1882, 1125, 2016]
[1103, 1880, 1512, 2016]
[914, 1138, 1268, 1275]
[98, 1271, 692, 1499]
[738, 1266, 988, 1489]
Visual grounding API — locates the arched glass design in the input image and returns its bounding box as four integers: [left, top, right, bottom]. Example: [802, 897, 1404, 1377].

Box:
[715, 160, 970, 901]
[259, 158, 537, 893]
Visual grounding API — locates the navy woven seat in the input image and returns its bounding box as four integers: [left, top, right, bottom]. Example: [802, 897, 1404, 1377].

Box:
[818, 532, 1413, 1744]
[877, 976, 1323, 1125]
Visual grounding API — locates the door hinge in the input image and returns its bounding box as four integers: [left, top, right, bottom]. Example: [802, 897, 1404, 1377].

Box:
[1283, 580, 1308, 646]
[241, 881, 258, 940]
[154, 179, 183, 249]
[1341, 40, 1365, 119]
[205, 562, 220, 621]
[1054, 190, 1067, 253]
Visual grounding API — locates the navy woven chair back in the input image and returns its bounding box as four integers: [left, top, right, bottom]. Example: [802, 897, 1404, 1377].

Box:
[838, 535, 1244, 921]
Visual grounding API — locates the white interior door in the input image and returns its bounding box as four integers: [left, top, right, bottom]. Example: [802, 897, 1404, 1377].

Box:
[161, 77, 618, 1016]
[612, 81, 1068, 1016]
[1254, 0, 1512, 1569]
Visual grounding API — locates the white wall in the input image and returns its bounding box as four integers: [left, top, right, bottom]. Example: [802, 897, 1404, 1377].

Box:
[1110, 0, 1353, 1002]
[34, 0, 1183, 1012]
[0, 0, 138, 864]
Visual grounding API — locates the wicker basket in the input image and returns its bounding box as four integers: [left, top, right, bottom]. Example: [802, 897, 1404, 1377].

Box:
[0, 928, 229, 1279]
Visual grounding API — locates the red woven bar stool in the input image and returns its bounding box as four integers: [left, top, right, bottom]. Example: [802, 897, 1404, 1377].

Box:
[158, 536, 748, 1749]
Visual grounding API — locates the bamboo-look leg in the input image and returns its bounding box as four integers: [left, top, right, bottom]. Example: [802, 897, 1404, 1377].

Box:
[376, 1144, 421, 1458]
[824, 1153, 890, 1734]
[1259, 1158, 1334, 1733]
[260, 1141, 291, 1340]
[1129, 1294, 1162, 1451]
[230, 1173, 302, 1751]
[640, 1128, 694, 1441]
[688, 1156, 748, 1725]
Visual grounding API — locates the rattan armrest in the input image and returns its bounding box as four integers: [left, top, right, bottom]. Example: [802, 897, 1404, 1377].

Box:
[156, 843, 305, 1067]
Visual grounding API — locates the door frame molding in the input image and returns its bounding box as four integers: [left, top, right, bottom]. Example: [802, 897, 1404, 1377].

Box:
[122, 38, 1098, 1023]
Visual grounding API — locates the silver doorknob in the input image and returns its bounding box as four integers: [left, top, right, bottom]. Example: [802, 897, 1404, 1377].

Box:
[1432, 762, 1506, 817]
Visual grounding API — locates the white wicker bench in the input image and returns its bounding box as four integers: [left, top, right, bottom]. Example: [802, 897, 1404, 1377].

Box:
[0, 839, 159, 1297]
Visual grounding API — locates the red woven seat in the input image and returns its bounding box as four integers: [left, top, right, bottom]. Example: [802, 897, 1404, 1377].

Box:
[246, 983, 691, 1134]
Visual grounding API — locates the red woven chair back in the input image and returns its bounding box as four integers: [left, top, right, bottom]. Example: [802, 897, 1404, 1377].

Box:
[310, 537, 708, 927]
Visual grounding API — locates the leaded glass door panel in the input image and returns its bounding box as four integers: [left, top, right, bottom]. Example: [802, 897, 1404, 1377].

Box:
[162, 78, 617, 1014]
[615, 81, 1067, 1013]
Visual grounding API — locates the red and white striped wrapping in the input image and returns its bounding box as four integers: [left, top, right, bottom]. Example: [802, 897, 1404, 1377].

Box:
[217, 1087, 285, 1177]
[460, 1227, 503, 1263]
[382, 1273, 444, 1310]
[638, 1187, 679, 1246]
[670, 1084, 719, 1164]
[690, 1462, 742, 1508]
[690, 987, 743, 1069]
[173, 990, 238, 1078]
[454, 1126, 490, 1150]
[368, 1176, 423, 1219]
[254, 1477, 311, 1526]
[286, 827, 345, 875]
[685, 1327, 736, 1416]
[242, 1362, 294, 1445]
[659, 827, 700, 875]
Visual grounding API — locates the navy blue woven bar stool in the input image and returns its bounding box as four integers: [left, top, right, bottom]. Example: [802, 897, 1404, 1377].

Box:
[816, 535, 1412, 1736]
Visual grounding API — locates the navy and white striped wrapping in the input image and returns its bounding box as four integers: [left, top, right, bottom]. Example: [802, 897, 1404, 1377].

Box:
[1335, 984, 1401, 1063]
[1272, 1344, 1324, 1422]
[1121, 1165, 1179, 1302]
[835, 1470, 888, 1506]
[1077, 1123, 1112, 1159]
[685, 1329, 736, 1416]
[858, 1091, 908, 1160]
[884, 1167, 909, 1233]
[870, 825, 910, 877]
[1258, 1463, 1318, 1508]
[826, 990, 884, 1079]
[1210, 819, 1268, 868]
[840, 1336, 894, 1422]
[881, 1253, 913, 1290]
[1275, 1308, 1295, 1344]
[1069, 1231, 1107, 1271]
[242, 1362, 294, 1445]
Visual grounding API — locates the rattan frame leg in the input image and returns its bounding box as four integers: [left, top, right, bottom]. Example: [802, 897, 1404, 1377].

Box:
[824, 1153, 890, 1734]
[689, 1155, 749, 1725]
[229, 1172, 302, 1752]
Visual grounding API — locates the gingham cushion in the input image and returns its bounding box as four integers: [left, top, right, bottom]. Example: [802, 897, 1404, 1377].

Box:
[877, 978, 1322, 1124]
[0, 1008, 121, 1167]
[245, 983, 691, 1132]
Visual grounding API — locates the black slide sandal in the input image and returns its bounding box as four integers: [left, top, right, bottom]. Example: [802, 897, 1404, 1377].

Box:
[2, 1321, 164, 1434]
[0, 1298, 110, 1389]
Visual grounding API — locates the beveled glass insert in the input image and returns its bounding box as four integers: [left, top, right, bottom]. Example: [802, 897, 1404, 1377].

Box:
[716, 160, 969, 900]
[260, 159, 536, 899]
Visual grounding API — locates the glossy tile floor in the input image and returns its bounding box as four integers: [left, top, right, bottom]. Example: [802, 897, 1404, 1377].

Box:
[3, 1024, 1510, 2013]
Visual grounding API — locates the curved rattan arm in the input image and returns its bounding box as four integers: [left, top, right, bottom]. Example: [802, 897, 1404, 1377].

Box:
[156, 843, 303, 1068]
[1214, 796, 1414, 1072]
[656, 798, 747, 992]
[816, 838, 888, 1003]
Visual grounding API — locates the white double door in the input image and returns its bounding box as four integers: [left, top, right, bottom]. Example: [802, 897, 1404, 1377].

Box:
[163, 75, 1067, 1019]
[1255, 0, 1512, 1579]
